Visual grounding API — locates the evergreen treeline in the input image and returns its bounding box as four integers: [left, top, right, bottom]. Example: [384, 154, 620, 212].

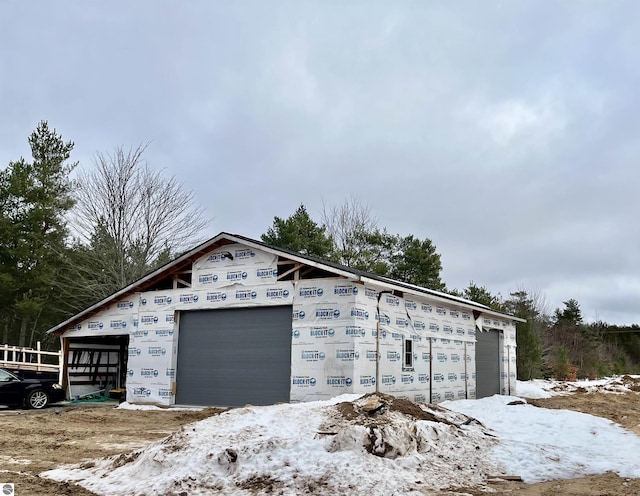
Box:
[2, 123, 639, 379]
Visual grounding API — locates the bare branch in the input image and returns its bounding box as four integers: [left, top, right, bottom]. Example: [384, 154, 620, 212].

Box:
[68, 144, 209, 300]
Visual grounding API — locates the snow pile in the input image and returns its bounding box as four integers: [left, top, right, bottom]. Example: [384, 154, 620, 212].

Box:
[117, 401, 203, 412]
[444, 394, 640, 483]
[517, 375, 640, 398]
[43, 383, 640, 495]
[44, 393, 501, 495]
[514, 380, 552, 399]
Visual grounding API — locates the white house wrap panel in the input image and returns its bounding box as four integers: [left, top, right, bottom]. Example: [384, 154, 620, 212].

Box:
[54, 234, 519, 407]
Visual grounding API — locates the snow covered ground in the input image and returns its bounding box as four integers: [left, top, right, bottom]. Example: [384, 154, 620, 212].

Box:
[43, 377, 640, 496]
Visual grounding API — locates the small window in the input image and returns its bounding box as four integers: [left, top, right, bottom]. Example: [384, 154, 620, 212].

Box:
[403, 338, 414, 369]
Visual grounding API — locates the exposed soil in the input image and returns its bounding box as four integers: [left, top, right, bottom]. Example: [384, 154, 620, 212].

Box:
[0, 390, 639, 496]
[529, 390, 640, 436]
[0, 403, 224, 496]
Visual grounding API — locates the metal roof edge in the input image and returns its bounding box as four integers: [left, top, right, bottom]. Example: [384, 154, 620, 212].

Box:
[359, 276, 524, 322]
[478, 308, 527, 323]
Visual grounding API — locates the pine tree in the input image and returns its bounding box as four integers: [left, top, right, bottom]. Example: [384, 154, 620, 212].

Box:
[0, 121, 77, 346]
[262, 204, 334, 258]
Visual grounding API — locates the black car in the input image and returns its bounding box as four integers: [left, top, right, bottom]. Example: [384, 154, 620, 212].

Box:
[0, 368, 66, 409]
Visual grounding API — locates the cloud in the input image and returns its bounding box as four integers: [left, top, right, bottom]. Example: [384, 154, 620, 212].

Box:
[2, 1, 640, 325]
[466, 94, 566, 149]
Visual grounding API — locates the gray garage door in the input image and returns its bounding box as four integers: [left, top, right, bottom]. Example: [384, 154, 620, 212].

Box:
[176, 306, 292, 407]
[475, 329, 501, 398]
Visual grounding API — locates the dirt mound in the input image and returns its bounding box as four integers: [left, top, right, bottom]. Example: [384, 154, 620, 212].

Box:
[334, 392, 458, 426]
[327, 393, 487, 459]
[620, 375, 640, 392]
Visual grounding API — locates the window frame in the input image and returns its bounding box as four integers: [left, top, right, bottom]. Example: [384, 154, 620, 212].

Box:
[403, 337, 414, 370]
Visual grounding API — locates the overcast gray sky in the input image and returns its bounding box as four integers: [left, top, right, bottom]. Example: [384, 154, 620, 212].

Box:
[2, 2, 639, 324]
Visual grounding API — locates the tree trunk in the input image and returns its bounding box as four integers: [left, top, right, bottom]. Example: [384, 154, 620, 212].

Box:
[18, 319, 28, 347]
[28, 308, 43, 348]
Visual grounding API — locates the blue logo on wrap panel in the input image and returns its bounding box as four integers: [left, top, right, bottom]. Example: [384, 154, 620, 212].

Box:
[207, 292, 227, 302]
[140, 368, 159, 378]
[133, 387, 152, 397]
[326, 376, 353, 387]
[314, 308, 340, 319]
[377, 314, 391, 325]
[309, 327, 334, 338]
[301, 350, 326, 361]
[385, 295, 400, 306]
[117, 300, 135, 310]
[299, 287, 323, 298]
[235, 248, 256, 259]
[351, 308, 369, 320]
[266, 288, 290, 299]
[360, 376, 376, 386]
[292, 376, 316, 386]
[179, 294, 199, 304]
[336, 350, 359, 361]
[334, 285, 358, 296]
[198, 274, 219, 284]
[140, 315, 159, 326]
[256, 267, 277, 279]
[153, 295, 173, 305]
[235, 290, 257, 301]
[345, 327, 366, 338]
[401, 374, 414, 384]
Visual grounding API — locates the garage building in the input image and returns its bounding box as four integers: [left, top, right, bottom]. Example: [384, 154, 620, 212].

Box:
[47, 233, 521, 407]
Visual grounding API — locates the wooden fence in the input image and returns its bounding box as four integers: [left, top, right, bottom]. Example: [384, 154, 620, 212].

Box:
[0, 342, 62, 381]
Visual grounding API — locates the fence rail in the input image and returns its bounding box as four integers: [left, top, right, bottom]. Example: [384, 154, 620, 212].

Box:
[0, 341, 62, 375]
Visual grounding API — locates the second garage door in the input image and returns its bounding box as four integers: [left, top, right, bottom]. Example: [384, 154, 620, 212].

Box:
[475, 328, 501, 398]
[176, 306, 292, 407]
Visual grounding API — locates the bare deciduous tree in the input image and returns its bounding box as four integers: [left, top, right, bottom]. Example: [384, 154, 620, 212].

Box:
[66, 144, 209, 304]
[321, 195, 379, 268]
